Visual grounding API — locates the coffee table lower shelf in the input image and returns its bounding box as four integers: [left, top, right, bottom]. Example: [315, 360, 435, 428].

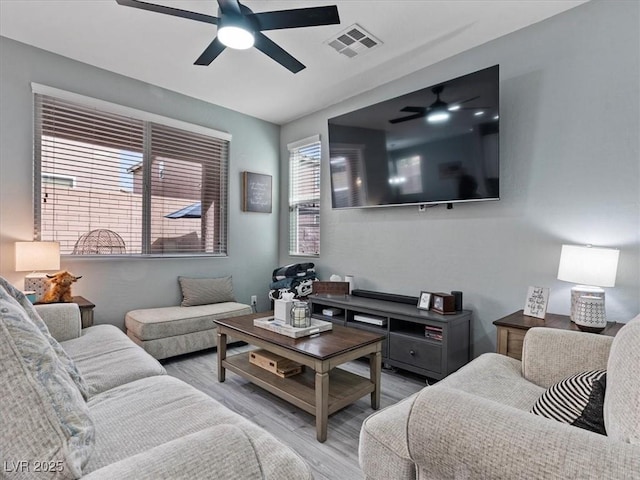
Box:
[223, 352, 375, 416]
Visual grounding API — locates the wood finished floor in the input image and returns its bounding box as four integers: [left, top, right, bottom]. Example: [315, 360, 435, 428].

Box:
[162, 344, 426, 480]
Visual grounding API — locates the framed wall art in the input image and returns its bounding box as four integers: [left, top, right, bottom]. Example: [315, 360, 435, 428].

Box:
[242, 171, 272, 213]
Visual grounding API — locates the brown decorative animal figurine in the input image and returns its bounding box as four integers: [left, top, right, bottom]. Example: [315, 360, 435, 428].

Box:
[41, 271, 82, 303]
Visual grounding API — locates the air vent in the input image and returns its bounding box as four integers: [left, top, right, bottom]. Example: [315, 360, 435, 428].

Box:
[326, 24, 382, 58]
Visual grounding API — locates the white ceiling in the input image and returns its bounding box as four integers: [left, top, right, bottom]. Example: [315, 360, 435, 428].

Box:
[0, 0, 586, 125]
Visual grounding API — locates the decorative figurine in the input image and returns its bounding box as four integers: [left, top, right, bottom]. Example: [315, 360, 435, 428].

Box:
[40, 271, 82, 303]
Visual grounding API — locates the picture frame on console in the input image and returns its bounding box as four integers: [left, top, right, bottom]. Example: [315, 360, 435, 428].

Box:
[417, 292, 432, 310]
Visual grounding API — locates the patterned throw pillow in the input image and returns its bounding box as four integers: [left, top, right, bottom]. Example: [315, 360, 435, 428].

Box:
[0, 277, 89, 399]
[0, 292, 95, 477]
[179, 276, 236, 307]
[531, 370, 607, 435]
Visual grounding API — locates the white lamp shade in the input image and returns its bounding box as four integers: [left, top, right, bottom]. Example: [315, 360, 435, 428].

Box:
[557, 244, 619, 287]
[15, 241, 60, 271]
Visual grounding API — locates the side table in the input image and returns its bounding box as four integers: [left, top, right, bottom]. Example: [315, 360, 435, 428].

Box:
[493, 310, 623, 361]
[73, 296, 96, 328]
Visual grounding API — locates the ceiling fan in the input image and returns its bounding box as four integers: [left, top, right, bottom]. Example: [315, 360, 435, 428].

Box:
[389, 85, 484, 124]
[116, 0, 340, 73]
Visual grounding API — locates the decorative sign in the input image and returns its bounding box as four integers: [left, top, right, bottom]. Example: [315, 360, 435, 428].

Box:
[524, 286, 550, 319]
[242, 172, 272, 213]
[312, 281, 350, 296]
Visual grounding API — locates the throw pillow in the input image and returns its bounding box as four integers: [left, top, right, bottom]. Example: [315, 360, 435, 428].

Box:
[531, 370, 607, 435]
[0, 293, 95, 477]
[179, 276, 235, 307]
[0, 277, 89, 400]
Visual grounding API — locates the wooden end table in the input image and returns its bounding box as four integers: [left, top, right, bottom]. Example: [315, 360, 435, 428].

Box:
[493, 309, 623, 360]
[214, 311, 384, 442]
[73, 296, 96, 328]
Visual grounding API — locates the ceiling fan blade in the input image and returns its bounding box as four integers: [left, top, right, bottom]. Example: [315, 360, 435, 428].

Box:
[400, 106, 427, 113]
[116, 0, 218, 25]
[254, 32, 305, 73]
[389, 113, 425, 124]
[217, 0, 242, 16]
[250, 6, 340, 31]
[194, 37, 226, 66]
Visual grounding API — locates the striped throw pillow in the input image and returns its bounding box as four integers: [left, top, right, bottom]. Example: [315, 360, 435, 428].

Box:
[531, 370, 607, 435]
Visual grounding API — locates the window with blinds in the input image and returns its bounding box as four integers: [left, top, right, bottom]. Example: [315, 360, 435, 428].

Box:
[288, 135, 321, 256]
[34, 93, 229, 256]
[329, 144, 366, 208]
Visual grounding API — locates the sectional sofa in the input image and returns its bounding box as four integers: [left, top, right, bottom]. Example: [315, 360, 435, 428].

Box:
[0, 278, 312, 479]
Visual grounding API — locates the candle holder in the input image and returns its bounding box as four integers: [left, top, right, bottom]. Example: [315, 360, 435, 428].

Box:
[290, 301, 311, 328]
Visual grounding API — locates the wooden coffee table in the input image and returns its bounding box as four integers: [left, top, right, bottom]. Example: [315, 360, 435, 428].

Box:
[214, 311, 384, 442]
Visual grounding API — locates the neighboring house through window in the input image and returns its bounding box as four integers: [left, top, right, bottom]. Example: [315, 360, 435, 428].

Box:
[288, 135, 321, 256]
[33, 85, 230, 256]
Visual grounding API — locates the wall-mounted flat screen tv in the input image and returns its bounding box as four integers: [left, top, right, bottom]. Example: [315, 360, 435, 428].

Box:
[328, 65, 499, 209]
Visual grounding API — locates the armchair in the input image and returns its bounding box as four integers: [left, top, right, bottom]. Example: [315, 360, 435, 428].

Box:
[359, 316, 640, 479]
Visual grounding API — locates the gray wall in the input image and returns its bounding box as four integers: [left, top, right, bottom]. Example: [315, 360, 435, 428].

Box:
[279, 0, 640, 356]
[0, 37, 280, 327]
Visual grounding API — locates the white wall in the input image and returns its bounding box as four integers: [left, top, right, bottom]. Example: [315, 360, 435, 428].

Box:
[279, 0, 640, 356]
[0, 37, 280, 327]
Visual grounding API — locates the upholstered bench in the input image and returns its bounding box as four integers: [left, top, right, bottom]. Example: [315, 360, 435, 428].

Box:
[125, 302, 252, 359]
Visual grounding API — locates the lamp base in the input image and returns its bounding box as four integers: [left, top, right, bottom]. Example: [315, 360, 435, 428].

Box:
[574, 295, 607, 333]
[570, 285, 604, 321]
[576, 324, 606, 334]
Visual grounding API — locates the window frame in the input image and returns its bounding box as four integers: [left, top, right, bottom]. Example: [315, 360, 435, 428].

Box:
[32, 84, 231, 258]
[287, 135, 321, 257]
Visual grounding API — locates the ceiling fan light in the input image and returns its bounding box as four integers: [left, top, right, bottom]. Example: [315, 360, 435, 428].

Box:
[427, 111, 450, 123]
[448, 104, 461, 111]
[218, 25, 254, 50]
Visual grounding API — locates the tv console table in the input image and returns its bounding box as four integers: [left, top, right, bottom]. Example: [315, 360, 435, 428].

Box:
[309, 293, 472, 380]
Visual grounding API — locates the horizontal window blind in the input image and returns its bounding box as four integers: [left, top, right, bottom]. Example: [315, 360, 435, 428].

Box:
[288, 136, 321, 256]
[149, 123, 228, 255]
[34, 93, 229, 256]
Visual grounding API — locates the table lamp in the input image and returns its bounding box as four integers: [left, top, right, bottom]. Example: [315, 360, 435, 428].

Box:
[15, 241, 61, 301]
[557, 244, 619, 325]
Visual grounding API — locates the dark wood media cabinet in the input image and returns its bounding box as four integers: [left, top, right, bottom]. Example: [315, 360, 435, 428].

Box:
[309, 294, 472, 380]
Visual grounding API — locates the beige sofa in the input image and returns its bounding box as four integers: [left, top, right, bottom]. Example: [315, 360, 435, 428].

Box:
[1, 280, 311, 479]
[359, 316, 640, 479]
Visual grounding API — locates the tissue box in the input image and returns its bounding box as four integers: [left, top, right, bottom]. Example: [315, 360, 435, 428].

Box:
[23, 291, 37, 303]
[274, 299, 293, 324]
